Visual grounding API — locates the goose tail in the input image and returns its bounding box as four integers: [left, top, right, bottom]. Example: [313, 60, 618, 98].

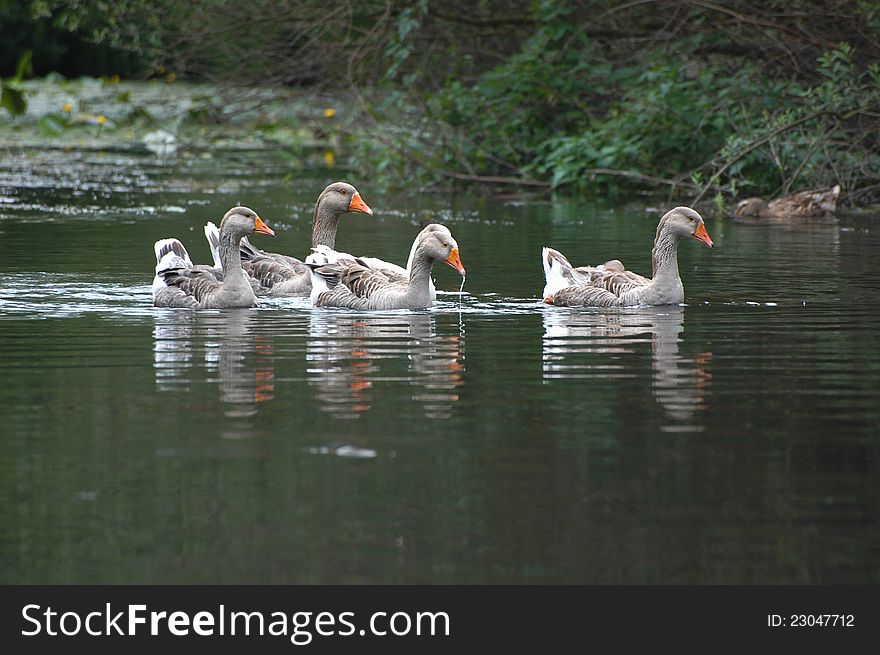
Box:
[305, 245, 361, 267]
[154, 238, 191, 268]
[152, 238, 191, 294]
[305, 245, 337, 266]
[306, 263, 335, 303]
[203, 222, 222, 269]
[541, 247, 574, 302]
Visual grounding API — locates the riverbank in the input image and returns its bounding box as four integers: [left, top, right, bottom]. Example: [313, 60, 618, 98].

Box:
[1, 77, 348, 166]
[3, 73, 878, 215]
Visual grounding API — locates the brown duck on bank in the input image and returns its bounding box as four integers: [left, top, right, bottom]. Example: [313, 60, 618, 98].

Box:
[734, 184, 840, 219]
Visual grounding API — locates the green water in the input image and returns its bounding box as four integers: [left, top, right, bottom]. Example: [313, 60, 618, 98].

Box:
[1, 147, 878, 583]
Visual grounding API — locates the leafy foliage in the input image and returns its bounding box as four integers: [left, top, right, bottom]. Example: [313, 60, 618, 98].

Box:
[1, 51, 33, 116]
[3, 0, 880, 204]
[353, 2, 880, 204]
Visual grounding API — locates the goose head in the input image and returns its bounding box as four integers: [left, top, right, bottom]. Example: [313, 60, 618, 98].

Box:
[659, 206, 714, 248]
[317, 182, 373, 217]
[734, 197, 768, 218]
[418, 224, 465, 275]
[399, 223, 453, 273]
[220, 206, 275, 238]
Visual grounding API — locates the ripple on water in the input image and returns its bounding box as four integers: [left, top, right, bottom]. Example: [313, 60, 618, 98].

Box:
[0, 273, 155, 319]
[1, 269, 827, 325]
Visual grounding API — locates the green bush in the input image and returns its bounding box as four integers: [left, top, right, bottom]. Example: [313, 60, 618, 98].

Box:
[360, 2, 880, 204]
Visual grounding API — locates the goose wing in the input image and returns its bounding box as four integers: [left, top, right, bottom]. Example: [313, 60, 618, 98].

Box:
[592, 269, 650, 295]
[158, 266, 225, 304]
[548, 283, 623, 307]
[310, 261, 403, 309]
[339, 263, 401, 298]
[308, 246, 408, 280]
[241, 253, 309, 290]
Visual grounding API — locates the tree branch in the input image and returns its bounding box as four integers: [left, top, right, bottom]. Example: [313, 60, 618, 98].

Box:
[691, 109, 828, 203]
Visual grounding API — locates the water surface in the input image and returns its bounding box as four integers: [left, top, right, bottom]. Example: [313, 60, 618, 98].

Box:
[1, 148, 878, 583]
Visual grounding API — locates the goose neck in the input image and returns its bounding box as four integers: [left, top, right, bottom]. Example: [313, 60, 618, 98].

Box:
[407, 245, 435, 287]
[311, 201, 340, 249]
[219, 228, 244, 275]
[651, 227, 680, 281]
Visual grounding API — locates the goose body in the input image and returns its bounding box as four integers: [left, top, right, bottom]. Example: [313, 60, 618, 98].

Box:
[153, 206, 275, 309]
[306, 223, 449, 300]
[542, 206, 714, 307]
[205, 182, 372, 296]
[309, 224, 465, 310]
[735, 184, 840, 218]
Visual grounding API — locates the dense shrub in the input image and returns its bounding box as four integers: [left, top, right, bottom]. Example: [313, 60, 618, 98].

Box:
[3, 0, 879, 204]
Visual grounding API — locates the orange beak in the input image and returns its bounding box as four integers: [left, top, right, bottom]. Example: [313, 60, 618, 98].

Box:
[693, 222, 713, 248]
[253, 216, 275, 237]
[445, 248, 466, 275]
[348, 192, 373, 216]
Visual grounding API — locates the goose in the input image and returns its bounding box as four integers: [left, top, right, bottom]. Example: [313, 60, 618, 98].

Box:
[153, 206, 275, 309]
[308, 224, 465, 310]
[204, 182, 372, 296]
[307, 223, 449, 300]
[542, 206, 714, 307]
[735, 184, 840, 218]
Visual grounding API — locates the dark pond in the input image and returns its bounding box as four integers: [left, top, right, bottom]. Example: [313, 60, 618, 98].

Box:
[1, 147, 878, 583]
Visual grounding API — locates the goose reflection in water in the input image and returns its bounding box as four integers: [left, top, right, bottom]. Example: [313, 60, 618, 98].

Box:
[152, 310, 274, 422]
[306, 312, 464, 419]
[542, 307, 711, 430]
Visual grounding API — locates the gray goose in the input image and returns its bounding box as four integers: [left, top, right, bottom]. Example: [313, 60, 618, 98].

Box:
[307, 223, 449, 301]
[735, 184, 840, 218]
[153, 206, 275, 309]
[308, 224, 465, 310]
[542, 206, 714, 307]
[204, 182, 372, 296]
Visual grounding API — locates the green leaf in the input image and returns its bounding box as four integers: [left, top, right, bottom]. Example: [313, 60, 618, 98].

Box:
[13, 50, 33, 83]
[0, 85, 27, 116]
[39, 114, 66, 135]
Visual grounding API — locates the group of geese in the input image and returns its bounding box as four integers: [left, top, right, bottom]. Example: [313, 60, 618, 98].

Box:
[152, 182, 463, 311]
[152, 181, 841, 310]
